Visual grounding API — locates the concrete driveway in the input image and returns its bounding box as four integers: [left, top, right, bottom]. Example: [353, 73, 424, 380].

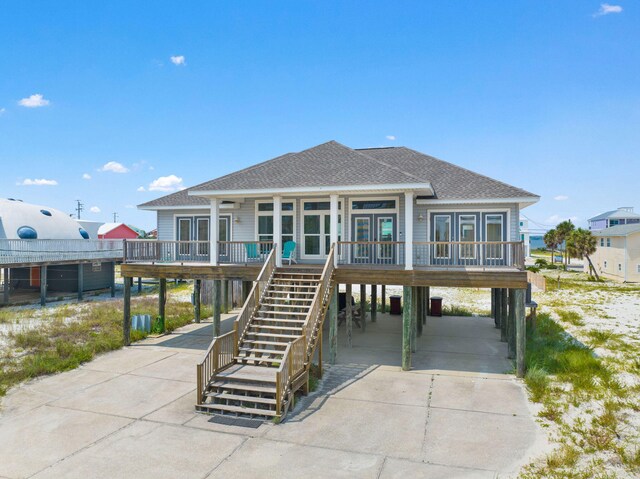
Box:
[0, 311, 546, 479]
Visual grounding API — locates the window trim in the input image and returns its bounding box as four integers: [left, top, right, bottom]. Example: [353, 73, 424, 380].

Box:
[485, 214, 505, 259]
[458, 214, 478, 259]
[434, 214, 452, 259]
[301, 199, 342, 259]
[255, 199, 297, 246]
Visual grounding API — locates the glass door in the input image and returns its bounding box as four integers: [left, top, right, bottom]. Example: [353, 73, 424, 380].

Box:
[218, 216, 230, 261]
[196, 218, 209, 257]
[177, 218, 192, 257]
[377, 216, 395, 263]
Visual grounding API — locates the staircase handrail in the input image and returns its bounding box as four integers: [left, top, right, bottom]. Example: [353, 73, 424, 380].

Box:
[301, 245, 335, 359]
[196, 330, 235, 405]
[233, 246, 277, 353]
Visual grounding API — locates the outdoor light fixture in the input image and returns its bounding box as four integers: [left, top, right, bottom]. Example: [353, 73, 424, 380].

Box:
[418, 214, 425, 222]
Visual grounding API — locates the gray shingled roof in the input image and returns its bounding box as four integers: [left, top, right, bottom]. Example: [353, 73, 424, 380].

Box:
[139, 141, 538, 208]
[589, 209, 640, 222]
[593, 224, 640, 237]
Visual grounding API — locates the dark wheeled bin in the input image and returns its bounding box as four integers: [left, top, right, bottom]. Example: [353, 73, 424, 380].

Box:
[430, 296, 443, 317]
[389, 295, 402, 315]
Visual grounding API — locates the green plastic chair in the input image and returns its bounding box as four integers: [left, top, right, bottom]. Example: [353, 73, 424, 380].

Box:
[282, 241, 297, 265]
[245, 243, 261, 262]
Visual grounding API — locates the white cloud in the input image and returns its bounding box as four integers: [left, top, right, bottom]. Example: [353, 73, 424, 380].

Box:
[90, 206, 101, 213]
[554, 195, 569, 201]
[137, 186, 146, 192]
[82, 173, 92, 180]
[0, 108, 5, 115]
[386, 135, 396, 141]
[100, 161, 129, 173]
[546, 214, 578, 224]
[18, 94, 50, 108]
[148, 174, 185, 192]
[594, 3, 622, 16]
[170, 55, 186, 66]
[17, 178, 58, 186]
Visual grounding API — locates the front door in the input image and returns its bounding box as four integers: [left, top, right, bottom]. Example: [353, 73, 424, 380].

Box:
[302, 212, 341, 259]
[351, 214, 397, 264]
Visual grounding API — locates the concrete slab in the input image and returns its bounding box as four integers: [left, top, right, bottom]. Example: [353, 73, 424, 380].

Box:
[423, 408, 538, 472]
[51, 374, 194, 418]
[184, 412, 272, 437]
[332, 367, 430, 406]
[28, 368, 119, 399]
[131, 352, 198, 383]
[266, 397, 428, 460]
[208, 437, 383, 479]
[379, 458, 496, 479]
[31, 421, 245, 479]
[0, 386, 57, 418]
[410, 350, 512, 377]
[0, 405, 131, 478]
[83, 348, 176, 374]
[423, 316, 500, 340]
[142, 390, 198, 425]
[430, 375, 531, 416]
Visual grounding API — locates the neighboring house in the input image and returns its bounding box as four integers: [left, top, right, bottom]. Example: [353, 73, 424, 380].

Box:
[589, 207, 640, 231]
[519, 219, 530, 257]
[588, 224, 640, 282]
[0, 198, 121, 305]
[97, 223, 141, 240]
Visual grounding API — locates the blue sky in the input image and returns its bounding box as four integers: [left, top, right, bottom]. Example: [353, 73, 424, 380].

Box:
[1, 1, 637, 232]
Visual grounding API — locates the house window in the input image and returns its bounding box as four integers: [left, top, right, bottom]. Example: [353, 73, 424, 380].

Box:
[352, 200, 396, 210]
[256, 201, 295, 247]
[486, 214, 504, 259]
[434, 215, 451, 258]
[600, 238, 604, 247]
[459, 215, 477, 259]
[301, 200, 342, 257]
[607, 238, 611, 247]
[604, 261, 608, 268]
[618, 264, 622, 272]
[637, 264, 640, 273]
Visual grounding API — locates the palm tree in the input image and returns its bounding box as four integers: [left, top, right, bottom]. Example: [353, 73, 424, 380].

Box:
[544, 229, 560, 263]
[566, 228, 599, 280]
[555, 220, 575, 265]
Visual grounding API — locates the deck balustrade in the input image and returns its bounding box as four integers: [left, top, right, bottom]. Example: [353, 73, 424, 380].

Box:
[0, 239, 123, 266]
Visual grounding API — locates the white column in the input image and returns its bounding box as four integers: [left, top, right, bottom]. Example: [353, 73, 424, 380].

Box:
[330, 194, 339, 266]
[210, 198, 219, 266]
[273, 196, 282, 267]
[404, 192, 414, 270]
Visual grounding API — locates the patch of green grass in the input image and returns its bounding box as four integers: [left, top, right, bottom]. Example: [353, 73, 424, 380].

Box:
[585, 329, 624, 348]
[556, 309, 585, 327]
[441, 304, 474, 316]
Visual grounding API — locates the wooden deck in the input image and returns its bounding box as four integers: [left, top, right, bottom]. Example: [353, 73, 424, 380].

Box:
[120, 262, 527, 288]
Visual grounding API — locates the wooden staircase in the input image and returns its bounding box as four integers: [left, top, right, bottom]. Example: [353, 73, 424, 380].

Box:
[196, 246, 335, 421]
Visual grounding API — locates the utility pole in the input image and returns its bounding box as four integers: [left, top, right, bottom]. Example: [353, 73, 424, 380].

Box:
[112, 212, 118, 222]
[75, 200, 84, 220]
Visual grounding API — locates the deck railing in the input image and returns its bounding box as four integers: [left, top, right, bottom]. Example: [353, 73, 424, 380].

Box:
[0, 239, 123, 266]
[218, 241, 274, 264]
[123, 240, 275, 264]
[336, 241, 405, 266]
[196, 330, 235, 404]
[413, 241, 525, 269]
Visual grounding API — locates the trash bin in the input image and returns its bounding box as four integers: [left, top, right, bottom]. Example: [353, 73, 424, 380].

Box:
[430, 296, 443, 317]
[389, 295, 402, 315]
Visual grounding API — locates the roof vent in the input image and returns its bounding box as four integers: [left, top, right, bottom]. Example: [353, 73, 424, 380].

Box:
[618, 207, 634, 212]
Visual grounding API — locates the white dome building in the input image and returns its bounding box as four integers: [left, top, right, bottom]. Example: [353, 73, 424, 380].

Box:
[0, 198, 91, 240]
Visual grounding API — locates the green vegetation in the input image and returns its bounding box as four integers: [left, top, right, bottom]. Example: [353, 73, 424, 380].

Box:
[556, 309, 585, 327]
[0, 293, 198, 397]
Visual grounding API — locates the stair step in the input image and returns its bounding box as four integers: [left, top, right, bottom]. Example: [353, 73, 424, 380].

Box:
[198, 403, 277, 417]
[209, 380, 276, 394]
[239, 347, 286, 354]
[263, 297, 314, 303]
[235, 355, 282, 364]
[265, 290, 316, 296]
[242, 340, 291, 347]
[260, 303, 312, 309]
[208, 392, 277, 405]
[253, 317, 305, 324]
[268, 285, 319, 290]
[249, 324, 303, 332]
[258, 310, 308, 316]
[248, 332, 300, 339]
[274, 272, 321, 277]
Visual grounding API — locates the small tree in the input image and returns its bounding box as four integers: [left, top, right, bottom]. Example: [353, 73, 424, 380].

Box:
[544, 229, 560, 263]
[566, 228, 599, 280]
[555, 220, 575, 265]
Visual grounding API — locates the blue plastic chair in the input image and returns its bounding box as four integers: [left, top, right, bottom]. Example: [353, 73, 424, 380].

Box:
[282, 241, 297, 265]
[245, 243, 261, 262]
